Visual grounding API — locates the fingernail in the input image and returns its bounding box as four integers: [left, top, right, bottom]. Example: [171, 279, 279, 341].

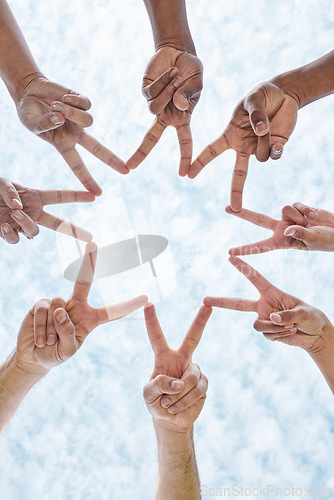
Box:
[13, 210, 23, 220]
[290, 328, 297, 333]
[36, 337, 45, 347]
[284, 228, 295, 237]
[173, 76, 183, 88]
[171, 380, 183, 391]
[270, 312, 282, 323]
[255, 121, 267, 134]
[2, 224, 10, 234]
[63, 96, 73, 104]
[52, 103, 65, 113]
[168, 407, 177, 414]
[46, 335, 57, 345]
[51, 114, 63, 125]
[11, 199, 22, 208]
[55, 310, 67, 324]
[308, 211, 318, 219]
[161, 398, 171, 408]
[273, 148, 283, 155]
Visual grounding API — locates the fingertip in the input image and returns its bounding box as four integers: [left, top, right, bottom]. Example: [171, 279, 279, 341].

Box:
[171, 379, 184, 391]
[50, 112, 65, 126]
[284, 227, 296, 237]
[145, 301, 154, 310]
[84, 241, 98, 254]
[173, 92, 189, 111]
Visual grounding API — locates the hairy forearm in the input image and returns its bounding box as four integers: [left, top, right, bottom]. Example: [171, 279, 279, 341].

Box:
[308, 324, 334, 394]
[271, 50, 334, 108]
[0, 351, 44, 434]
[143, 0, 196, 54]
[0, 0, 44, 102]
[153, 422, 200, 500]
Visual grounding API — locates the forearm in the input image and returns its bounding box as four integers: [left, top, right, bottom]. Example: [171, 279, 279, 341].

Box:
[153, 421, 200, 500]
[271, 50, 334, 108]
[0, 351, 45, 434]
[143, 0, 196, 54]
[308, 324, 334, 394]
[0, 0, 44, 102]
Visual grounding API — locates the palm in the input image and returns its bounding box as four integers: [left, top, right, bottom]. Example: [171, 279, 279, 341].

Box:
[0, 185, 42, 230]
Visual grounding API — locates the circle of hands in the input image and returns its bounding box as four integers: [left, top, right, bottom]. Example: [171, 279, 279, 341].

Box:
[6, 50, 334, 432]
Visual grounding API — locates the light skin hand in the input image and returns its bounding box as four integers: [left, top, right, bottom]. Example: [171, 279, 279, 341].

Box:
[127, 47, 203, 176]
[0, 177, 95, 243]
[17, 77, 129, 195]
[15, 242, 148, 375]
[143, 303, 212, 433]
[227, 202, 334, 255]
[204, 256, 333, 353]
[188, 81, 298, 211]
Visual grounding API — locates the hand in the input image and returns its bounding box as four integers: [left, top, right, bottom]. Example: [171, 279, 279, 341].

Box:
[227, 202, 334, 255]
[204, 256, 333, 353]
[17, 77, 129, 195]
[15, 242, 148, 374]
[127, 47, 203, 176]
[188, 81, 299, 211]
[143, 302, 212, 433]
[0, 177, 95, 243]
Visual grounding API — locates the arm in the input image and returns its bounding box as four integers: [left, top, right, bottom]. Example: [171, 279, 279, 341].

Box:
[0, 352, 45, 434]
[154, 422, 200, 500]
[271, 50, 334, 108]
[144, 0, 196, 54]
[0, 0, 43, 101]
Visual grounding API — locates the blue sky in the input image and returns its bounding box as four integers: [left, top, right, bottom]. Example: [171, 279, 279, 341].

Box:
[0, 1, 334, 499]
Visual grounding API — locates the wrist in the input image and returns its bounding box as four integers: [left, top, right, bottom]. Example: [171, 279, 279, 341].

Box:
[155, 37, 196, 55]
[1, 352, 46, 396]
[12, 350, 49, 379]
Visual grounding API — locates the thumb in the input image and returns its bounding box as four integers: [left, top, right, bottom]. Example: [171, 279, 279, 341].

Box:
[270, 306, 309, 326]
[172, 77, 202, 111]
[0, 178, 23, 209]
[244, 88, 269, 136]
[284, 225, 317, 244]
[24, 112, 65, 135]
[53, 308, 78, 359]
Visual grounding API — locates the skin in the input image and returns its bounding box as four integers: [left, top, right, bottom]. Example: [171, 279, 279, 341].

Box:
[204, 256, 334, 393]
[143, 303, 212, 500]
[0, 242, 148, 433]
[126, 0, 203, 176]
[226, 202, 334, 255]
[0, 177, 95, 243]
[187, 51, 334, 212]
[0, 0, 128, 195]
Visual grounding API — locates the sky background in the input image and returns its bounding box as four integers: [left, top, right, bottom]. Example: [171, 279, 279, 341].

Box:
[0, 1, 334, 499]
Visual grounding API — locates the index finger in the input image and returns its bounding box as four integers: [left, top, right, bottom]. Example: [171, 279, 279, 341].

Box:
[179, 305, 212, 358]
[177, 123, 193, 176]
[203, 296, 257, 312]
[96, 295, 148, 323]
[225, 205, 276, 231]
[58, 145, 102, 196]
[230, 153, 250, 212]
[126, 119, 166, 170]
[187, 134, 230, 179]
[72, 242, 98, 301]
[144, 303, 169, 355]
[78, 133, 129, 175]
[228, 256, 272, 294]
[41, 190, 95, 206]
